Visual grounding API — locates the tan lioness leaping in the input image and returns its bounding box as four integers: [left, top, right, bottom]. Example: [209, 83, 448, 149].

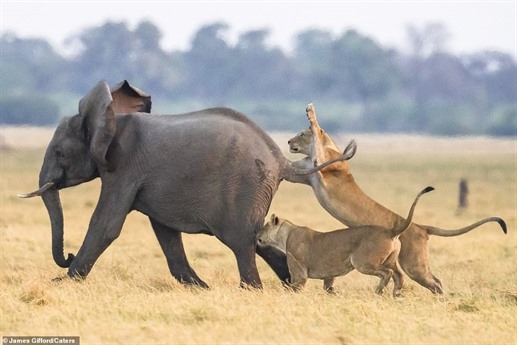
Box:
[288, 104, 507, 294]
[258, 186, 434, 296]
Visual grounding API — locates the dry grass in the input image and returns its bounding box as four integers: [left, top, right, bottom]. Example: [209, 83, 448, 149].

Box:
[1, 127, 516, 344]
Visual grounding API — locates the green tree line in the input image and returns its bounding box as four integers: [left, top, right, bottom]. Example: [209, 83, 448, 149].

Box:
[1, 20, 515, 136]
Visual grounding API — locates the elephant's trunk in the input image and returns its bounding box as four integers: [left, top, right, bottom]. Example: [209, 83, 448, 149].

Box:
[18, 156, 75, 268]
[40, 187, 75, 268]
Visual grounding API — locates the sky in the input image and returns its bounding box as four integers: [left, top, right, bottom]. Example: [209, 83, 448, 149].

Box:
[1, 0, 516, 57]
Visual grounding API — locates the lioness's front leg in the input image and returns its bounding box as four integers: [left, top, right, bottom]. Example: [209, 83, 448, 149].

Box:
[306, 104, 329, 166]
[306, 103, 322, 131]
[286, 252, 308, 291]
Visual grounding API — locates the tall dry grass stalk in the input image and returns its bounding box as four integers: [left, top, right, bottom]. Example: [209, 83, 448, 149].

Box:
[1, 128, 515, 344]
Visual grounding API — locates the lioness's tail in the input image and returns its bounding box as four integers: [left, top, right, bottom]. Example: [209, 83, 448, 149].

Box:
[391, 186, 435, 237]
[423, 217, 507, 237]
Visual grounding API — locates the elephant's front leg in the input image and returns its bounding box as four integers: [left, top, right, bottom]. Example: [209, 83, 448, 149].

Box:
[67, 188, 134, 279]
[150, 218, 209, 288]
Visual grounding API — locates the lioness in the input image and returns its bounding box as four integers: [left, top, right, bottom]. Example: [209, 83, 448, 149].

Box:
[287, 104, 507, 294]
[258, 186, 434, 296]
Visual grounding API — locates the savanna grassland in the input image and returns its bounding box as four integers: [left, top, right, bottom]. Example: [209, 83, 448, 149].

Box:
[1, 127, 516, 345]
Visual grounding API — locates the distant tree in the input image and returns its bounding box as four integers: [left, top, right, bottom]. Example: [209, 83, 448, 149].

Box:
[0, 33, 66, 93]
[231, 29, 291, 99]
[463, 51, 517, 106]
[67, 21, 135, 91]
[405, 23, 451, 130]
[330, 30, 400, 101]
[132, 20, 181, 97]
[293, 29, 334, 98]
[421, 53, 484, 104]
[183, 22, 234, 100]
[0, 19, 515, 136]
[65, 20, 175, 95]
[327, 30, 401, 132]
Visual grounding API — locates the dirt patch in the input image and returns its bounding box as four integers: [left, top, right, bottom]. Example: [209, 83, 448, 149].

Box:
[0, 126, 54, 148]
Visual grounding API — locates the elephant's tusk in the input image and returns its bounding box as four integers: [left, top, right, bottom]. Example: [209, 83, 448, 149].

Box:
[17, 182, 55, 198]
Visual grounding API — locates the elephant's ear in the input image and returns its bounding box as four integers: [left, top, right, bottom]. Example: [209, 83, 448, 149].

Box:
[110, 80, 152, 114]
[79, 80, 116, 172]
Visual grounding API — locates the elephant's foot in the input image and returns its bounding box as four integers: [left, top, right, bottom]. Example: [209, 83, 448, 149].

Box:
[51, 274, 84, 283]
[239, 280, 263, 290]
[178, 276, 209, 289]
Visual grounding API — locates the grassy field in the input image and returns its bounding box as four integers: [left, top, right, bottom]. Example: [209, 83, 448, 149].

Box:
[1, 127, 516, 344]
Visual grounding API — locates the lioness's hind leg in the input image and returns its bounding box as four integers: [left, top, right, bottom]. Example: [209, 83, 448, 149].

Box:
[399, 232, 444, 294]
[391, 265, 405, 297]
[375, 268, 393, 295]
[385, 246, 404, 297]
[357, 265, 393, 295]
[400, 263, 444, 294]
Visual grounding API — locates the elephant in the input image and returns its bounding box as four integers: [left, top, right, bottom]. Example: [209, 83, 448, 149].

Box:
[19, 80, 356, 289]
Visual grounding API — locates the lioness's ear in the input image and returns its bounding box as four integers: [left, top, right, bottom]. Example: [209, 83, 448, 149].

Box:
[273, 215, 280, 225]
[270, 214, 276, 223]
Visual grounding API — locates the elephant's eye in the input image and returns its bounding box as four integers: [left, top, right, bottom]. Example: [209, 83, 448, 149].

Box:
[55, 148, 65, 159]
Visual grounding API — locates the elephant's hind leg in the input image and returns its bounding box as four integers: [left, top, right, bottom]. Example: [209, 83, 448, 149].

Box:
[232, 244, 262, 289]
[219, 224, 262, 289]
[323, 277, 336, 293]
[150, 218, 209, 288]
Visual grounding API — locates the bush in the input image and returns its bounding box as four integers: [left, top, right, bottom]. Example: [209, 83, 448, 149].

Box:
[485, 105, 517, 137]
[424, 102, 477, 136]
[0, 95, 60, 125]
[362, 95, 414, 133]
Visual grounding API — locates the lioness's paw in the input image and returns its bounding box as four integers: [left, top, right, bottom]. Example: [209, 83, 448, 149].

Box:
[306, 104, 317, 123]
